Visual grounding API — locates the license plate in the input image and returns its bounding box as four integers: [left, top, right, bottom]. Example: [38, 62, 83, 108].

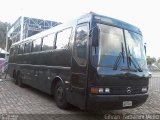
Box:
[123, 101, 132, 107]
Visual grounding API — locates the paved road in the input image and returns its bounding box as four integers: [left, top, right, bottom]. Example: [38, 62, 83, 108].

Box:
[0, 74, 159, 120]
[151, 71, 160, 77]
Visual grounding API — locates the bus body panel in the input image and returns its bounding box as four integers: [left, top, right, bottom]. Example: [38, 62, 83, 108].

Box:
[9, 48, 72, 94]
[87, 93, 148, 110]
[66, 22, 90, 109]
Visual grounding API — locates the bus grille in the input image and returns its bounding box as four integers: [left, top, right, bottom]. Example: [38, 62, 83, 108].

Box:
[110, 86, 143, 95]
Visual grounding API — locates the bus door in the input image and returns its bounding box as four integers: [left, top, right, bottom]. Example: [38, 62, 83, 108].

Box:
[70, 23, 89, 109]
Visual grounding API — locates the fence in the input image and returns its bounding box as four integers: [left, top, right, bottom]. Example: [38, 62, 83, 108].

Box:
[149, 76, 160, 92]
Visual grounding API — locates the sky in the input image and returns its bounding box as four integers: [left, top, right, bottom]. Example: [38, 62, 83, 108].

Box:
[0, 0, 159, 58]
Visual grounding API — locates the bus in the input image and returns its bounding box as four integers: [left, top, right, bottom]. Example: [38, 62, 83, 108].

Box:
[8, 12, 151, 110]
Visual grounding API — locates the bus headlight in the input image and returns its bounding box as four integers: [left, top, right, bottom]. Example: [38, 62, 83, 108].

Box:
[105, 88, 110, 93]
[142, 87, 148, 93]
[98, 88, 104, 93]
[90, 87, 110, 94]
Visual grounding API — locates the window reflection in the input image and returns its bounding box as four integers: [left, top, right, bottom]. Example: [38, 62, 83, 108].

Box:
[25, 42, 31, 53]
[56, 28, 72, 49]
[125, 30, 145, 59]
[42, 33, 55, 51]
[74, 25, 88, 65]
[97, 24, 125, 67]
[125, 30, 147, 69]
[18, 44, 24, 54]
[98, 24, 124, 56]
[32, 38, 42, 52]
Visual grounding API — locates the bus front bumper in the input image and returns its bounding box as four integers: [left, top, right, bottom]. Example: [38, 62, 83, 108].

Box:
[87, 93, 148, 110]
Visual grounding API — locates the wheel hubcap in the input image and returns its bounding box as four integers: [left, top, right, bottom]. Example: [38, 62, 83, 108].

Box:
[57, 87, 64, 102]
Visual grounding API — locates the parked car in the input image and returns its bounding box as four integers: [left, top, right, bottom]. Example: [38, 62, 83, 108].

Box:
[0, 58, 7, 73]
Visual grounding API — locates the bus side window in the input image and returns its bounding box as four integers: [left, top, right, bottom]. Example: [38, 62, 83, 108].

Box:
[10, 48, 14, 56]
[32, 38, 42, 52]
[24, 42, 31, 53]
[18, 44, 24, 54]
[56, 28, 72, 49]
[11, 47, 17, 56]
[14, 46, 19, 55]
[42, 33, 55, 51]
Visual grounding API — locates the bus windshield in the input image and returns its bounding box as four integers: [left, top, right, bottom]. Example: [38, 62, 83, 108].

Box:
[125, 30, 147, 70]
[93, 23, 147, 70]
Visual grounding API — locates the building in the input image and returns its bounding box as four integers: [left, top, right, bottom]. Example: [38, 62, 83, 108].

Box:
[8, 16, 60, 43]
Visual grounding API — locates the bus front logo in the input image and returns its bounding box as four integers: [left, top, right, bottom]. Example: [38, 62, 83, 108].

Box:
[127, 87, 132, 94]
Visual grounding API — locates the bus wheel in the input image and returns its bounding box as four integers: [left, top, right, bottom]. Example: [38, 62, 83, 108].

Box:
[55, 82, 69, 109]
[15, 78, 18, 85]
[17, 73, 24, 87]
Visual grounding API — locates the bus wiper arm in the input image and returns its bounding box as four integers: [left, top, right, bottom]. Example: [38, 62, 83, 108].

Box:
[113, 52, 122, 70]
[127, 46, 143, 72]
[113, 42, 125, 70]
[121, 42, 125, 63]
[130, 55, 143, 72]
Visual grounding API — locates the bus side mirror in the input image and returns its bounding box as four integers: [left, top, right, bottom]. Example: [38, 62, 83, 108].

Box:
[144, 43, 146, 55]
[91, 27, 99, 47]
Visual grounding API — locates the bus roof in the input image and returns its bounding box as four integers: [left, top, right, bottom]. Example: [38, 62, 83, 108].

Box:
[79, 12, 142, 34]
[11, 12, 142, 47]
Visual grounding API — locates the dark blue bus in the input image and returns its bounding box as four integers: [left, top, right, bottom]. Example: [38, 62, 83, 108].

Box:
[8, 12, 150, 110]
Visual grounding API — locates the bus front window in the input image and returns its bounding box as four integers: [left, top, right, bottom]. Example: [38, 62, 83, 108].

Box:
[94, 24, 127, 68]
[125, 30, 147, 70]
[92, 23, 147, 70]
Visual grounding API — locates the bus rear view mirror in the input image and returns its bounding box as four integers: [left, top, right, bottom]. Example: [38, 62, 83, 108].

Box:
[91, 27, 99, 47]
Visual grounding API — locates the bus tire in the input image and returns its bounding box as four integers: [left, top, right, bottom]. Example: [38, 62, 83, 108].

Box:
[55, 82, 69, 109]
[15, 78, 18, 85]
[17, 72, 24, 87]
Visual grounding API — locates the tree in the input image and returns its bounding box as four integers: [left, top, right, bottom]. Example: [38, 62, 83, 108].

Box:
[0, 21, 11, 49]
[146, 56, 156, 65]
[157, 58, 160, 63]
[156, 58, 160, 68]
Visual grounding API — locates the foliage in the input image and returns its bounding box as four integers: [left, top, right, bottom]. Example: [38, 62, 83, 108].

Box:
[157, 58, 160, 63]
[156, 58, 160, 69]
[146, 56, 156, 65]
[0, 21, 11, 50]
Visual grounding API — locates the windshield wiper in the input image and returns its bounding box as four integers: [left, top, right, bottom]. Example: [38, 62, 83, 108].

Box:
[127, 46, 143, 72]
[113, 42, 125, 70]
